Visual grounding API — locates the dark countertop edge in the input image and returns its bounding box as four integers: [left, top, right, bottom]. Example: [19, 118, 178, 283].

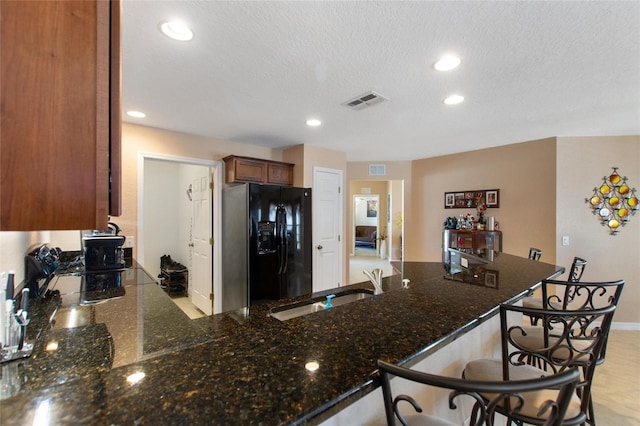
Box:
[295, 264, 567, 425]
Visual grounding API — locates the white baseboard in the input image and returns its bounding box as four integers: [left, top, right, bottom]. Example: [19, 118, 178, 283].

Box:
[611, 322, 640, 331]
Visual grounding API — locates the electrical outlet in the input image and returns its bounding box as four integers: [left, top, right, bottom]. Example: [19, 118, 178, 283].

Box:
[125, 236, 134, 248]
[562, 236, 570, 246]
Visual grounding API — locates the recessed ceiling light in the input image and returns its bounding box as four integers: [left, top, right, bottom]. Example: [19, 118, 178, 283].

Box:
[159, 21, 194, 41]
[306, 119, 322, 127]
[443, 95, 465, 105]
[127, 111, 146, 118]
[433, 55, 461, 71]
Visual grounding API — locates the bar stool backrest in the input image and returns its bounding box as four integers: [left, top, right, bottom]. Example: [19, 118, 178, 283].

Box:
[377, 359, 580, 426]
[568, 257, 587, 283]
[500, 303, 617, 421]
[542, 278, 624, 311]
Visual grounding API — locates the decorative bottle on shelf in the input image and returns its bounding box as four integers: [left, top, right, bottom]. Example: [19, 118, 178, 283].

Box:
[477, 212, 485, 230]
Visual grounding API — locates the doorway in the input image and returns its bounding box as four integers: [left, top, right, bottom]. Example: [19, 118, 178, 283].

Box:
[138, 153, 222, 316]
[349, 179, 404, 285]
[353, 195, 380, 257]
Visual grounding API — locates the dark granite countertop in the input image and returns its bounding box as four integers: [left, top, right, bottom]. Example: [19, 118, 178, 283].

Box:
[0, 253, 563, 425]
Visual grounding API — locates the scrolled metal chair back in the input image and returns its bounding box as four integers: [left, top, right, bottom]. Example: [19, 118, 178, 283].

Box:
[500, 303, 617, 419]
[542, 278, 624, 311]
[377, 359, 580, 426]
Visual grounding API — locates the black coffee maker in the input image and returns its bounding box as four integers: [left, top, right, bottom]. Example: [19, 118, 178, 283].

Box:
[83, 222, 126, 271]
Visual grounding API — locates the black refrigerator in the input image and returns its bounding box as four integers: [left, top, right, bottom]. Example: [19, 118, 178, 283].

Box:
[222, 183, 312, 312]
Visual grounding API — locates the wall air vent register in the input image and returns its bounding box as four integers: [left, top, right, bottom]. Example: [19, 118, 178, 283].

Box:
[369, 164, 386, 176]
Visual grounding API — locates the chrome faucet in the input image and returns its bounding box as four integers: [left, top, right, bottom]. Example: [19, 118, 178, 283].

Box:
[363, 268, 384, 295]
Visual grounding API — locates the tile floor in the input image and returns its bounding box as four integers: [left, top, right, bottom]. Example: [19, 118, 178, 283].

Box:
[349, 251, 397, 285]
[171, 295, 206, 319]
[590, 329, 640, 425]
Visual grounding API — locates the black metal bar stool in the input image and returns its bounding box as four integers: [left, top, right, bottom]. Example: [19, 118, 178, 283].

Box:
[463, 302, 619, 426]
[523, 257, 588, 325]
[377, 359, 581, 426]
[511, 278, 624, 424]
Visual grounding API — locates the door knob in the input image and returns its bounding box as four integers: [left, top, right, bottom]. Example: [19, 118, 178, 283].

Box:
[316, 245, 323, 250]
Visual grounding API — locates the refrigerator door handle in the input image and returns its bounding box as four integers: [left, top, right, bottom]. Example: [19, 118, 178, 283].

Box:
[282, 229, 288, 274]
[276, 205, 287, 275]
[283, 206, 289, 274]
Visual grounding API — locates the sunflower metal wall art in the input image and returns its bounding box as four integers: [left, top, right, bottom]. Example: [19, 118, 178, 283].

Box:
[585, 167, 639, 235]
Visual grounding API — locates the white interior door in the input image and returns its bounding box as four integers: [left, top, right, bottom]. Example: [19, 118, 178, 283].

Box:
[191, 171, 213, 315]
[313, 167, 343, 292]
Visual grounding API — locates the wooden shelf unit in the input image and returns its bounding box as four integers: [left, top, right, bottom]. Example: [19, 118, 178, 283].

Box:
[443, 229, 503, 253]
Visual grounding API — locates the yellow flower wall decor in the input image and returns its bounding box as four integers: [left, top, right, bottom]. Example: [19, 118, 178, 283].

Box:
[585, 167, 639, 235]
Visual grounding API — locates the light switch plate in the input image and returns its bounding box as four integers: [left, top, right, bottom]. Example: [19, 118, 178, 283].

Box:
[125, 236, 134, 248]
[562, 236, 570, 246]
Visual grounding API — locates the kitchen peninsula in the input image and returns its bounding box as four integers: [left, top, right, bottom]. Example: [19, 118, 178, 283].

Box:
[0, 253, 563, 425]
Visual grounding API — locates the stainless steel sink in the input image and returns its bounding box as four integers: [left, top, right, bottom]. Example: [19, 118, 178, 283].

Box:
[270, 290, 373, 321]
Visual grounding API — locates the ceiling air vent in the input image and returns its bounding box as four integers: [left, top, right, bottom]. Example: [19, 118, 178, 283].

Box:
[342, 91, 388, 110]
[369, 164, 386, 176]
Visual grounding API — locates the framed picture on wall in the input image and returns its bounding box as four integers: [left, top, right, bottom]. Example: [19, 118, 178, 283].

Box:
[454, 192, 466, 207]
[445, 193, 455, 207]
[486, 190, 499, 207]
[367, 200, 377, 217]
[444, 189, 500, 208]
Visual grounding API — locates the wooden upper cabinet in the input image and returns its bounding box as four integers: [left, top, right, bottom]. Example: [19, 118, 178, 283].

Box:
[267, 162, 294, 186]
[0, 0, 121, 231]
[223, 156, 294, 186]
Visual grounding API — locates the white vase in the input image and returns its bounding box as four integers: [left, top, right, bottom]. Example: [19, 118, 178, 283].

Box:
[380, 240, 387, 259]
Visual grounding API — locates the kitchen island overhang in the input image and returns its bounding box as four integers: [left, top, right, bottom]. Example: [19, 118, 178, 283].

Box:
[0, 252, 565, 425]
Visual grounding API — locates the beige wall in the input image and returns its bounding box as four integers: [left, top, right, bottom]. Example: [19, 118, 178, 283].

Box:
[389, 179, 404, 260]
[347, 161, 413, 276]
[282, 144, 305, 187]
[120, 123, 283, 255]
[122, 126, 349, 287]
[1, 127, 637, 324]
[409, 138, 557, 262]
[390, 135, 638, 324]
[283, 144, 347, 188]
[556, 136, 639, 324]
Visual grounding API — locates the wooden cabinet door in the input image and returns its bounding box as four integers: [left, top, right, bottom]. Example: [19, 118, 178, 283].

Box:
[226, 157, 267, 183]
[267, 163, 293, 185]
[109, 0, 122, 217]
[223, 156, 294, 186]
[0, 0, 121, 230]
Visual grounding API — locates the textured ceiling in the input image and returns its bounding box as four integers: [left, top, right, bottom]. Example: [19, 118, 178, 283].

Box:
[122, 1, 640, 161]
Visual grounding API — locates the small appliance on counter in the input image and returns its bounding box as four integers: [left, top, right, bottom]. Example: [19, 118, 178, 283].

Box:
[24, 244, 63, 298]
[82, 222, 126, 271]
